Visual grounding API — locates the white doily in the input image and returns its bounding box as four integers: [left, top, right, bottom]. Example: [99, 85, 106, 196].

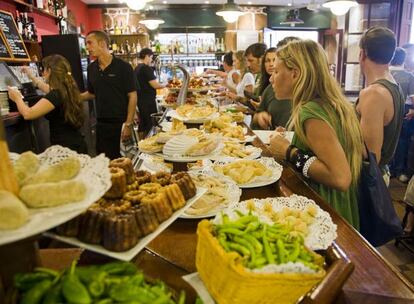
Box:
[0, 145, 111, 245]
[250, 262, 318, 274]
[211, 157, 283, 188]
[213, 195, 337, 250]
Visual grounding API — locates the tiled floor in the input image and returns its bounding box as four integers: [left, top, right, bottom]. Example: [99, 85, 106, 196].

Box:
[376, 178, 414, 285]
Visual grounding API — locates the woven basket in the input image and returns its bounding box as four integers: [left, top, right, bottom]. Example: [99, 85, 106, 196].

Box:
[196, 220, 326, 304]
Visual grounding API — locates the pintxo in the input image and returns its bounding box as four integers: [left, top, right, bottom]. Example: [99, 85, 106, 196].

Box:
[0, 10, 29, 61]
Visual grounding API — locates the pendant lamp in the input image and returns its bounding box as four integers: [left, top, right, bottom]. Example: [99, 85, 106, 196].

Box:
[125, 0, 152, 11]
[216, 0, 245, 23]
[139, 12, 165, 30]
[322, 0, 358, 16]
[280, 9, 304, 27]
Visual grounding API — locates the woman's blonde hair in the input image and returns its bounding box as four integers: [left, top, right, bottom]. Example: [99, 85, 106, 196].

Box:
[277, 39, 363, 184]
[42, 55, 84, 129]
[234, 50, 248, 78]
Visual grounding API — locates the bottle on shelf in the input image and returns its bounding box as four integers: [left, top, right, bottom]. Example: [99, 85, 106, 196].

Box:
[48, 0, 55, 15]
[15, 11, 23, 38]
[36, 0, 44, 9]
[123, 39, 131, 54]
[111, 40, 118, 54]
[114, 21, 121, 35]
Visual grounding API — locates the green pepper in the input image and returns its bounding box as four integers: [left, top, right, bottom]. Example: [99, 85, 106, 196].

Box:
[177, 290, 186, 304]
[234, 215, 257, 225]
[241, 233, 263, 253]
[75, 266, 100, 284]
[233, 236, 256, 262]
[100, 262, 138, 276]
[14, 272, 54, 291]
[243, 221, 261, 233]
[276, 239, 287, 264]
[94, 299, 113, 304]
[42, 284, 63, 304]
[262, 228, 275, 264]
[33, 268, 59, 278]
[215, 223, 246, 230]
[227, 242, 250, 257]
[287, 240, 301, 262]
[222, 213, 230, 224]
[20, 279, 52, 304]
[195, 297, 204, 304]
[215, 228, 244, 236]
[62, 261, 91, 304]
[218, 234, 230, 251]
[109, 284, 155, 302]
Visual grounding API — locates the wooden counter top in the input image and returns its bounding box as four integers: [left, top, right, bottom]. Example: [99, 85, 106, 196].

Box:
[1, 112, 22, 128]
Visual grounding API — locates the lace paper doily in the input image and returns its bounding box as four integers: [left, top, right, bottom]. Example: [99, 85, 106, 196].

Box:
[0, 145, 111, 245]
[213, 195, 337, 250]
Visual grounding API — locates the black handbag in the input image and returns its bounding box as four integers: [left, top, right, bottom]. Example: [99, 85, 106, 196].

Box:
[358, 148, 403, 247]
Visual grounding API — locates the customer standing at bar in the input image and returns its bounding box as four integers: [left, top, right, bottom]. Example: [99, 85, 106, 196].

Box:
[357, 27, 404, 185]
[135, 48, 165, 135]
[268, 40, 364, 229]
[389, 47, 414, 182]
[206, 51, 239, 91]
[81, 30, 137, 159]
[8, 55, 87, 153]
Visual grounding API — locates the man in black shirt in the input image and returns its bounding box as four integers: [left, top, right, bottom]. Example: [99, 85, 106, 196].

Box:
[134, 48, 165, 134]
[81, 30, 137, 159]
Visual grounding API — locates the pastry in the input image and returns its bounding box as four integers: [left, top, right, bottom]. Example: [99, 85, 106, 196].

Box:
[162, 183, 186, 210]
[138, 135, 164, 153]
[22, 157, 80, 186]
[141, 192, 173, 222]
[151, 172, 171, 186]
[139, 182, 162, 194]
[56, 215, 81, 237]
[186, 136, 219, 156]
[0, 190, 29, 230]
[110, 157, 135, 184]
[78, 202, 107, 244]
[104, 167, 127, 199]
[131, 203, 159, 236]
[13, 151, 39, 185]
[103, 212, 139, 252]
[19, 180, 86, 208]
[123, 190, 146, 205]
[171, 172, 196, 200]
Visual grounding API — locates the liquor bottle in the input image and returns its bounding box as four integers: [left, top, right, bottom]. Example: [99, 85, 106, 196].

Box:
[111, 41, 118, 54]
[23, 13, 29, 40]
[136, 41, 141, 53]
[120, 22, 123, 34]
[36, 0, 44, 9]
[48, 0, 55, 15]
[114, 22, 121, 35]
[155, 40, 161, 54]
[124, 39, 130, 54]
[31, 21, 37, 41]
[15, 11, 23, 37]
[179, 40, 184, 54]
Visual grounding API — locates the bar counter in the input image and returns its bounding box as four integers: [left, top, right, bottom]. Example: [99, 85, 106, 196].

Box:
[40, 126, 414, 304]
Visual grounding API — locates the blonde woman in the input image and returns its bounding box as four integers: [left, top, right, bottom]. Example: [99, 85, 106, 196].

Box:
[268, 40, 363, 229]
[227, 50, 255, 101]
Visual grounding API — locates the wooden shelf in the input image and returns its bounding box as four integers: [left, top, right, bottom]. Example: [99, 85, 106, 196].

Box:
[110, 33, 148, 37]
[13, 0, 59, 20]
[23, 39, 38, 44]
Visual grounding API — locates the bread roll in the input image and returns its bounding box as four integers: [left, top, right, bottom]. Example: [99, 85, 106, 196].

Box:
[19, 180, 86, 208]
[0, 190, 29, 229]
[13, 151, 39, 185]
[23, 157, 80, 186]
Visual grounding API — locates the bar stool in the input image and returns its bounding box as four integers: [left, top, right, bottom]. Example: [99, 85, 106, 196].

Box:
[394, 200, 414, 255]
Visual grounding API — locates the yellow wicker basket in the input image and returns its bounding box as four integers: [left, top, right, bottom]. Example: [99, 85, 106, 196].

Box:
[196, 220, 326, 304]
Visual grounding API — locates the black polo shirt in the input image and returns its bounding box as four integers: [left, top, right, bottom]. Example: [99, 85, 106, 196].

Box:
[87, 56, 137, 122]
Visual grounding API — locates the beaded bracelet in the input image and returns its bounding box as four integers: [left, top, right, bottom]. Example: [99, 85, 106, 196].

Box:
[302, 156, 317, 178]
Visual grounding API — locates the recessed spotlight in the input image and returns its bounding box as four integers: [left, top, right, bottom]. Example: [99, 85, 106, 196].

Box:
[288, 2, 292, 6]
[104, 0, 108, 2]
[248, 1, 252, 4]
[149, 5, 154, 9]
[163, 0, 167, 3]
[205, 1, 210, 3]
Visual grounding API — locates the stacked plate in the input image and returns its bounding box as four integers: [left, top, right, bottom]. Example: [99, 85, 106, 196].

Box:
[162, 135, 198, 157]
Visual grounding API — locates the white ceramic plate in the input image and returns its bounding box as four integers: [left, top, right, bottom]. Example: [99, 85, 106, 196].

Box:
[180, 172, 241, 219]
[212, 157, 283, 188]
[1, 146, 111, 246]
[168, 110, 220, 124]
[210, 145, 262, 161]
[44, 188, 207, 261]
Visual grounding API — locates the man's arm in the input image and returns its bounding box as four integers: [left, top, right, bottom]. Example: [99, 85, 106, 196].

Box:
[80, 91, 95, 101]
[148, 80, 165, 90]
[121, 91, 137, 141]
[357, 86, 387, 163]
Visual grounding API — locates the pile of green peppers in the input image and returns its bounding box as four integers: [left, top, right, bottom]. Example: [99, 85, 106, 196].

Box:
[213, 212, 321, 270]
[14, 261, 186, 304]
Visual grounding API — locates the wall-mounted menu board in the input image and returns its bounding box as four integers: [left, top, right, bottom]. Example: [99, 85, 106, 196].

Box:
[0, 33, 12, 60]
[0, 10, 30, 62]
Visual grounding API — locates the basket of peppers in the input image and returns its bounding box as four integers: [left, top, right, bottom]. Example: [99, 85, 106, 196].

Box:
[11, 261, 185, 304]
[196, 213, 326, 304]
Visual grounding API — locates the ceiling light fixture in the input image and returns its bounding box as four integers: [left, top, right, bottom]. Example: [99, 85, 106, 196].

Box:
[216, 0, 245, 23]
[280, 9, 304, 27]
[139, 11, 165, 30]
[125, 0, 153, 11]
[322, 0, 358, 16]
[162, 1, 167, 4]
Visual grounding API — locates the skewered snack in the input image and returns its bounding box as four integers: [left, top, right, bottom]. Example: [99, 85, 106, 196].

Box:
[166, 77, 182, 88]
[189, 77, 205, 89]
[170, 118, 186, 134]
[13, 151, 39, 185]
[19, 180, 86, 208]
[110, 157, 135, 184]
[165, 92, 178, 104]
[171, 172, 196, 200]
[221, 141, 253, 158]
[104, 167, 127, 199]
[176, 104, 216, 119]
[22, 157, 80, 186]
[0, 190, 29, 230]
[136, 170, 152, 185]
[204, 116, 245, 140]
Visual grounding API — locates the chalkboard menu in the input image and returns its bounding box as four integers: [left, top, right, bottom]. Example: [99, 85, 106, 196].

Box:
[0, 33, 11, 60]
[0, 10, 29, 61]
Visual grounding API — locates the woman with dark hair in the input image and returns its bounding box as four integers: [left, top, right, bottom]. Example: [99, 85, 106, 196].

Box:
[8, 55, 87, 153]
[134, 48, 165, 134]
[252, 47, 292, 129]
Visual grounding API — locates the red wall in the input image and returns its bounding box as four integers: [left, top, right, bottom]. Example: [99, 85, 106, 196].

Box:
[0, 0, 103, 41]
